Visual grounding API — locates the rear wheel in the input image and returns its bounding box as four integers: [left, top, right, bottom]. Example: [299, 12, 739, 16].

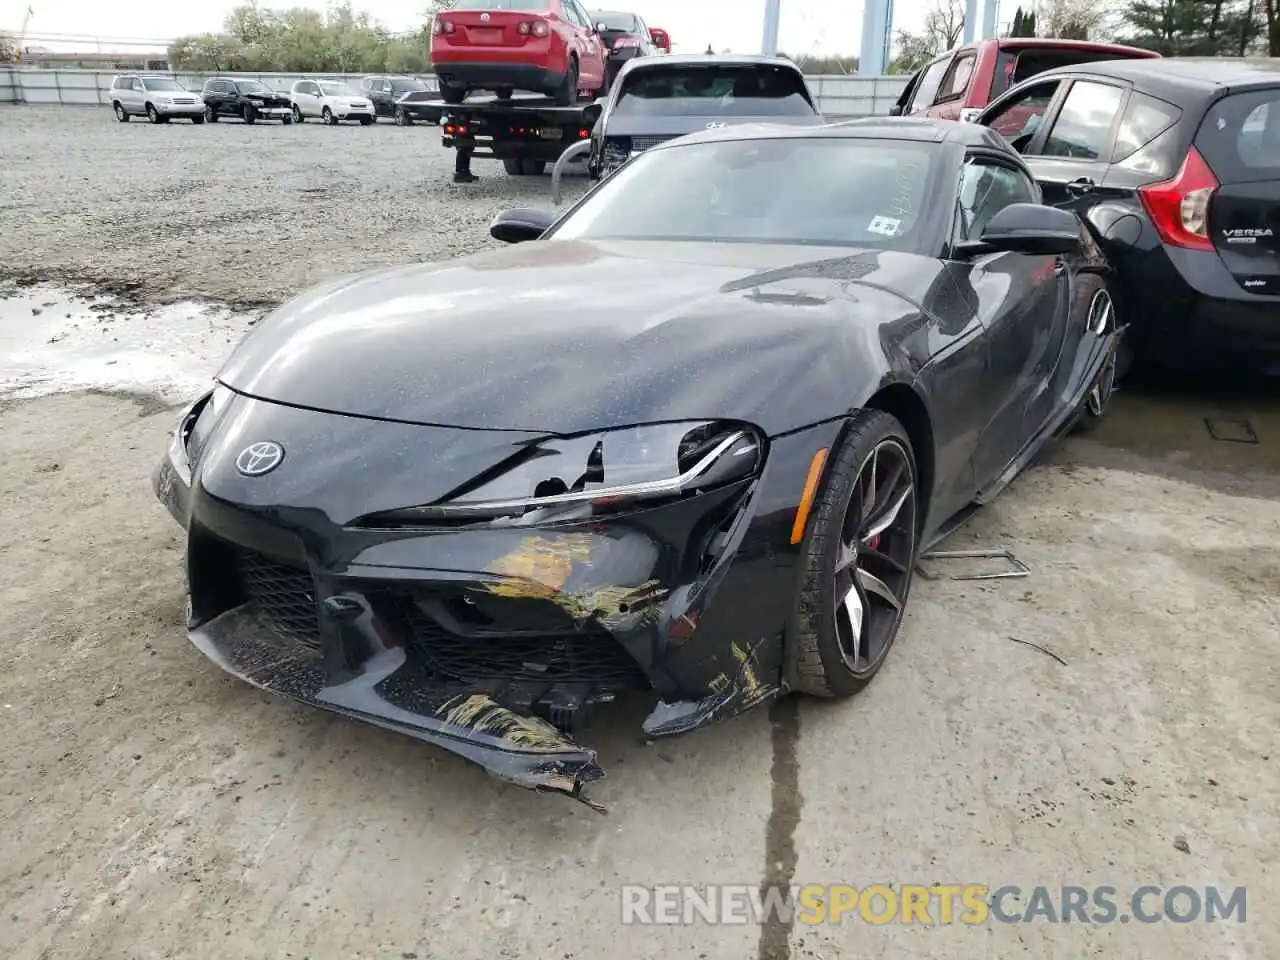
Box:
[502, 158, 547, 175]
[191, 114, 205, 124]
[242, 104, 256, 124]
[360, 115, 373, 126]
[205, 104, 218, 122]
[789, 410, 919, 698]
[553, 57, 579, 107]
[440, 84, 466, 104]
[113, 101, 129, 122]
[394, 106, 413, 126]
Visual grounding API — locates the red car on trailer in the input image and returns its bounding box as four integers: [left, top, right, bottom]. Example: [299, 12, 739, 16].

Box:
[431, 0, 609, 106]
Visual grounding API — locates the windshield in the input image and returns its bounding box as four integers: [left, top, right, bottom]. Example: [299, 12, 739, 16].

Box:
[237, 81, 271, 95]
[320, 82, 360, 96]
[548, 137, 937, 250]
[590, 11, 638, 30]
[141, 78, 185, 92]
[612, 64, 816, 118]
[392, 78, 430, 92]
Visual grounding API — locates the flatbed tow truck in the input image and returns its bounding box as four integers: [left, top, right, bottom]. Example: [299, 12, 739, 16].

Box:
[429, 93, 603, 182]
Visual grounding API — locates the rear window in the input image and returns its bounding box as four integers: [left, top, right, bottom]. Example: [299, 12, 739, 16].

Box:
[452, 0, 547, 7]
[612, 64, 815, 118]
[991, 48, 1151, 99]
[1196, 89, 1280, 183]
[592, 10, 638, 30]
[549, 137, 939, 251]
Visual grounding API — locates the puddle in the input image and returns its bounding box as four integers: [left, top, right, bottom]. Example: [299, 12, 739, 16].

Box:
[0, 285, 258, 401]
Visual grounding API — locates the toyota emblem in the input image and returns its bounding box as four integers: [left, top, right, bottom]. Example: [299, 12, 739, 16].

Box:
[480, 11, 491, 20]
[235, 441, 285, 477]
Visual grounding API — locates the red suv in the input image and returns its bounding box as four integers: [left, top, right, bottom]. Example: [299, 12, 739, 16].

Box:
[431, 0, 608, 106]
[891, 38, 1159, 122]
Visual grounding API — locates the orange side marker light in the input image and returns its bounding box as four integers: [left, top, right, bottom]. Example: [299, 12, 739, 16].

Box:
[789, 448, 828, 545]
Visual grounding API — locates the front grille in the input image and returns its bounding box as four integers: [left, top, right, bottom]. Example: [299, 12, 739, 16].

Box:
[631, 134, 676, 153]
[402, 604, 650, 687]
[230, 549, 649, 688]
[235, 552, 321, 649]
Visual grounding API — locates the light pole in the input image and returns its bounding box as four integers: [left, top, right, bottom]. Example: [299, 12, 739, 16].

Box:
[761, 0, 781, 56]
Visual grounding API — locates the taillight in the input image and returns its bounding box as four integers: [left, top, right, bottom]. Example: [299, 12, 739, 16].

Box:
[433, 18, 455, 34]
[518, 19, 550, 37]
[1137, 146, 1219, 252]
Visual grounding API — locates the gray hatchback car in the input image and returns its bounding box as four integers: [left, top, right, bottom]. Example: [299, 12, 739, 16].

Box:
[110, 75, 205, 123]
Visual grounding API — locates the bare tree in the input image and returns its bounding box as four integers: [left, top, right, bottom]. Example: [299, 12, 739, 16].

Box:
[890, 0, 965, 72]
[1039, 0, 1115, 39]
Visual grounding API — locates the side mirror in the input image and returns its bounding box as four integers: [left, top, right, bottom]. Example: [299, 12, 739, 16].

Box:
[960, 203, 1081, 257]
[596, 21, 607, 32]
[888, 104, 903, 116]
[490, 207, 555, 243]
[581, 100, 604, 127]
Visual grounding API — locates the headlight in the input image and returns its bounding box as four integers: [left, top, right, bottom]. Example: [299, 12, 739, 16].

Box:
[168, 383, 233, 479]
[382, 420, 763, 523]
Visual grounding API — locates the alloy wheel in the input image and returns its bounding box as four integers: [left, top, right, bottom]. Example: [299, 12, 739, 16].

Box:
[833, 438, 916, 677]
[1085, 288, 1117, 416]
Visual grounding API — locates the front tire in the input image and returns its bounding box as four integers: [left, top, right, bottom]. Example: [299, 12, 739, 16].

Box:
[1074, 277, 1122, 433]
[360, 115, 373, 125]
[191, 114, 205, 124]
[113, 101, 129, 122]
[394, 106, 413, 126]
[789, 410, 919, 698]
[292, 104, 304, 122]
[146, 103, 162, 123]
[242, 104, 256, 124]
[322, 106, 337, 125]
[205, 104, 218, 122]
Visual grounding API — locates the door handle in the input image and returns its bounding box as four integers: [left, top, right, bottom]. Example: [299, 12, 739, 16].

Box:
[1053, 260, 1066, 276]
[1065, 178, 1096, 196]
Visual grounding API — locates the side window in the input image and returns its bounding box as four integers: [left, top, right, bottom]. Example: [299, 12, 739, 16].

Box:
[132, 79, 145, 92]
[907, 56, 952, 113]
[1040, 80, 1124, 160]
[955, 160, 1039, 242]
[381, 79, 393, 92]
[112, 77, 125, 90]
[1112, 91, 1181, 162]
[983, 80, 1060, 151]
[935, 53, 976, 103]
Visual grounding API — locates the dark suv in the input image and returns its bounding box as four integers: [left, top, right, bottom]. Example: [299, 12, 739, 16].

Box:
[201, 78, 294, 124]
[359, 75, 438, 123]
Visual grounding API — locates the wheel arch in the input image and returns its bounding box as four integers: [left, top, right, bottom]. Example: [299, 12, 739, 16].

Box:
[861, 382, 934, 534]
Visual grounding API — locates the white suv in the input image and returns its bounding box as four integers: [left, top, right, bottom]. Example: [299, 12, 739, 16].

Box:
[110, 75, 204, 124]
[289, 79, 375, 125]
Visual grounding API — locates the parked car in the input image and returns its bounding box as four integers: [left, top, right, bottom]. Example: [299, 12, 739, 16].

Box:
[289, 79, 375, 125]
[430, 0, 609, 106]
[153, 119, 1120, 809]
[201, 78, 294, 124]
[586, 9, 655, 87]
[978, 56, 1280, 371]
[358, 75, 437, 122]
[110, 75, 205, 124]
[564, 55, 823, 189]
[892, 38, 1159, 123]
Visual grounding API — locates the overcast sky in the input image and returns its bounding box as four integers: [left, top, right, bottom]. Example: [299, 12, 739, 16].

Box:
[12, 0, 935, 57]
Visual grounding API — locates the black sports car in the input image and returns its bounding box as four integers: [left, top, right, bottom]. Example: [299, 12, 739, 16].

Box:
[153, 119, 1121, 810]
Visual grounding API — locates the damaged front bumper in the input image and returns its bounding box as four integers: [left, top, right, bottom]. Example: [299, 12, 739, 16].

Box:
[154, 394, 844, 807]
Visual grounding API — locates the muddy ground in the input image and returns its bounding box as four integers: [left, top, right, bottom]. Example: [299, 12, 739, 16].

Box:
[1, 106, 1278, 960]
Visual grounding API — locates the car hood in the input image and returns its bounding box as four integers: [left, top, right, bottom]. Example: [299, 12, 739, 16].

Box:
[217, 239, 937, 436]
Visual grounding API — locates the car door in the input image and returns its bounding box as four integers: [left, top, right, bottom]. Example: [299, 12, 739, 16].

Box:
[564, 0, 605, 88]
[902, 54, 953, 118]
[127, 77, 144, 113]
[376, 79, 394, 115]
[1015, 77, 1129, 213]
[951, 155, 1070, 489]
[204, 80, 222, 114]
[928, 48, 977, 120]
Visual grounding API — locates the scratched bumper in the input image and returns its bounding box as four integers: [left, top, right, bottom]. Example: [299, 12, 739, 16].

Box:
[153, 389, 843, 801]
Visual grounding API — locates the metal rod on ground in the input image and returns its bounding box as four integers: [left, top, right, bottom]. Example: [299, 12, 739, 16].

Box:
[551, 139, 591, 206]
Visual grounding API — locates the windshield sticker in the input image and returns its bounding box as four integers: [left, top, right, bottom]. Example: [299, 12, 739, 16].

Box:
[868, 216, 902, 237]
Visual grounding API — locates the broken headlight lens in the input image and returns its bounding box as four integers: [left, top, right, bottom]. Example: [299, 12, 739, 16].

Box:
[416, 421, 764, 521]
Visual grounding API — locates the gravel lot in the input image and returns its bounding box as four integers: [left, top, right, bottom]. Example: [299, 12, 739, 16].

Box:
[2, 105, 1279, 960]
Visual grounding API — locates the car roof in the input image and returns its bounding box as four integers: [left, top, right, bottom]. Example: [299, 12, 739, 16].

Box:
[630, 53, 802, 69]
[990, 37, 1156, 54]
[652, 116, 1011, 150]
[1032, 56, 1280, 94]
